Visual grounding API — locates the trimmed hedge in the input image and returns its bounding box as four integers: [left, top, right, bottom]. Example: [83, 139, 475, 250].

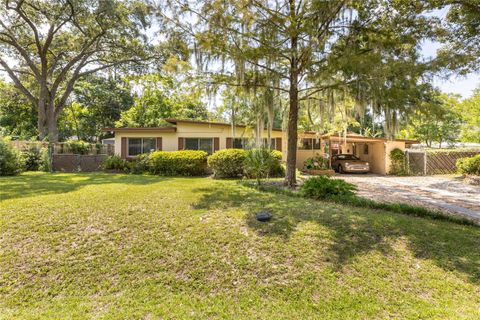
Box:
[208, 149, 246, 178]
[0, 138, 23, 176]
[457, 154, 480, 175]
[149, 150, 208, 176]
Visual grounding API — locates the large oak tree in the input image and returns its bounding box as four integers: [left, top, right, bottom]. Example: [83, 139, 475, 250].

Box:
[0, 0, 155, 142]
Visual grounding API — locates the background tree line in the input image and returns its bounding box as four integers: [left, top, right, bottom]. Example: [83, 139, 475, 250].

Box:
[0, 0, 479, 186]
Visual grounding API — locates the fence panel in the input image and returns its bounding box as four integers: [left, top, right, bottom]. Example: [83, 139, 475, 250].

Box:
[52, 154, 107, 172]
[406, 150, 426, 175]
[426, 151, 480, 175]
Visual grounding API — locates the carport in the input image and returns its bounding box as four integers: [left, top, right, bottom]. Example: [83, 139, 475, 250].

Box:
[322, 133, 417, 175]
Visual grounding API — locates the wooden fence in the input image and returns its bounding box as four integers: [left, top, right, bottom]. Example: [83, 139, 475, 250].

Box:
[9, 140, 114, 155]
[406, 149, 480, 175]
[426, 151, 480, 175]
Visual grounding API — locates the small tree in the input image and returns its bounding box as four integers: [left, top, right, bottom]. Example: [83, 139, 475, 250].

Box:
[244, 148, 277, 186]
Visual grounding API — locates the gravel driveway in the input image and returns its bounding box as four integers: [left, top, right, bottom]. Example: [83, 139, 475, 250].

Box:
[333, 174, 480, 222]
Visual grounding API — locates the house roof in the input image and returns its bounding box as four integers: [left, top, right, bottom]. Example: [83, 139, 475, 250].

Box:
[164, 118, 284, 132]
[101, 127, 177, 132]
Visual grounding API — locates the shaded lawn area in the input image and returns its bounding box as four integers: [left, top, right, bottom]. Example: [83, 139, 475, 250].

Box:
[0, 173, 479, 319]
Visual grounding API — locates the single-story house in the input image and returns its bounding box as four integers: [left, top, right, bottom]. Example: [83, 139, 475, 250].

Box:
[102, 119, 418, 175]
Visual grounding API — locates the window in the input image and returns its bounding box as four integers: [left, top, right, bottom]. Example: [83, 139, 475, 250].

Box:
[262, 138, 276, 149]
[128, 138, 157, 156]
[299, 138, 321, 150]
[233, 138, 276, 149]
[363, 144, 369, 155]
[336, 154, 360, 160]
[299, 138, 313, 150]
[233, 138, 249, 149]
[185, 138, 214, 154]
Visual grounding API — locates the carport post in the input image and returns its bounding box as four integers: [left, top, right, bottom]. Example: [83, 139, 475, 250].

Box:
[423, 151, 427, 175]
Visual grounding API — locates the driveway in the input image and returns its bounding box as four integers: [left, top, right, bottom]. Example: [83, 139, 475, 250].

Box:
[333, 174, 480, 222]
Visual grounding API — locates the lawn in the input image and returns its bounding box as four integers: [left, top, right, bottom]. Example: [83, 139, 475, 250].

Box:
[1, 172, 479, 319]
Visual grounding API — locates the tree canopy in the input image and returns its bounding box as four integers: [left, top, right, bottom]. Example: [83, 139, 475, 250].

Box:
[0, 0, 156, 141]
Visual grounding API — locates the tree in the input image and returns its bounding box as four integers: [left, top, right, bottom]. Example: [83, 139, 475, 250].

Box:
[0, 0, 155, 142]
[59, 75, 134, 141]
[428, 0, 480, 73]
[116, 74, 210, 127]
[403, 92, 462, 147]
[161, 0, 435, 187]
[457, 88, 480, 142]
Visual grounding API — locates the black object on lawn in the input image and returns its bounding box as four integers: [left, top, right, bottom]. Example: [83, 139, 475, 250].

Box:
[256, 211, 272, 222]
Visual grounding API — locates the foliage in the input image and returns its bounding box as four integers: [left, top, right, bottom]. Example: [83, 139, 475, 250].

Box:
[127, 154, 151, 175]
[300, 175, 357, 200]
[399, 92, 462, 147]
[103, 155, 130, 173]
[116, 74, 209, 128]
[20, 143, 43, 171]
[0, 0, 155, 141]
[148, 150, 208, 176]
[65, 140, 91, 155]
[429, 0, 480, 73]
[0, 138, 23, 176]
[39, 147, 52, 173]
[457, 88, 480, 143]
[304, 156, 330, 170]
[456, 154, 480, 176]
[59, 76, 134, 141]
[269, 150, 285, 177]
[0, 80, 37, 139]
[208, 149, 246, 178]
[243, 148, 279, 185]
[389, 148, 408, 176]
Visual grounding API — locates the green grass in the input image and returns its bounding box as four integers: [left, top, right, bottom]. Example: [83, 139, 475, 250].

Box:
[1, 172, 480, 319]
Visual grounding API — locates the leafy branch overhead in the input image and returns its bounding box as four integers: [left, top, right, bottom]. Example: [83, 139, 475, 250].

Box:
[0, 0, 159, 141]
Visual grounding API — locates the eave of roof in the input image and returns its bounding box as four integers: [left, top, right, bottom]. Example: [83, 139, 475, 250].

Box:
[324, 134, 419, 144]
[101, 127, 177, 132]
[164, 118, 284, 132]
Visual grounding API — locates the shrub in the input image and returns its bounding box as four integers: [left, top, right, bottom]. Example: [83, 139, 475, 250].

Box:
[65, 140, 91, 155]
[304, 156, 329, 170]
[0, 138, 23, 176]
[208, 149, 246, 178]
[457, 154, 480, 175]
[269, 149, 285, 177]
[127, 154, 151, 174]
[244, 148, 279, 184]
[39, 147, 52, 172]
[103, 155, 129, 173]
[389, 148, 407, 175]
[149, 150, 208, 176]
[20, 143, 43, 171]
[300, 175, 357, 199]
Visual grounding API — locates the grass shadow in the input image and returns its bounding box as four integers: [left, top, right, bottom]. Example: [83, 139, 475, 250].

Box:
[192, 181, 480, 284]
[0, 172, 168, 201]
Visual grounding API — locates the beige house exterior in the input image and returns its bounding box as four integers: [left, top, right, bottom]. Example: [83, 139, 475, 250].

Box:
[103, 119, 417, 175]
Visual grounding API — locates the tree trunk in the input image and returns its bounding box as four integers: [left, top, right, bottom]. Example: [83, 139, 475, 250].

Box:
[37, 99, 47, 140]
[46, 102, 59, 142]
[285, 80, 299, 188]
[285, 13, 299, 188]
